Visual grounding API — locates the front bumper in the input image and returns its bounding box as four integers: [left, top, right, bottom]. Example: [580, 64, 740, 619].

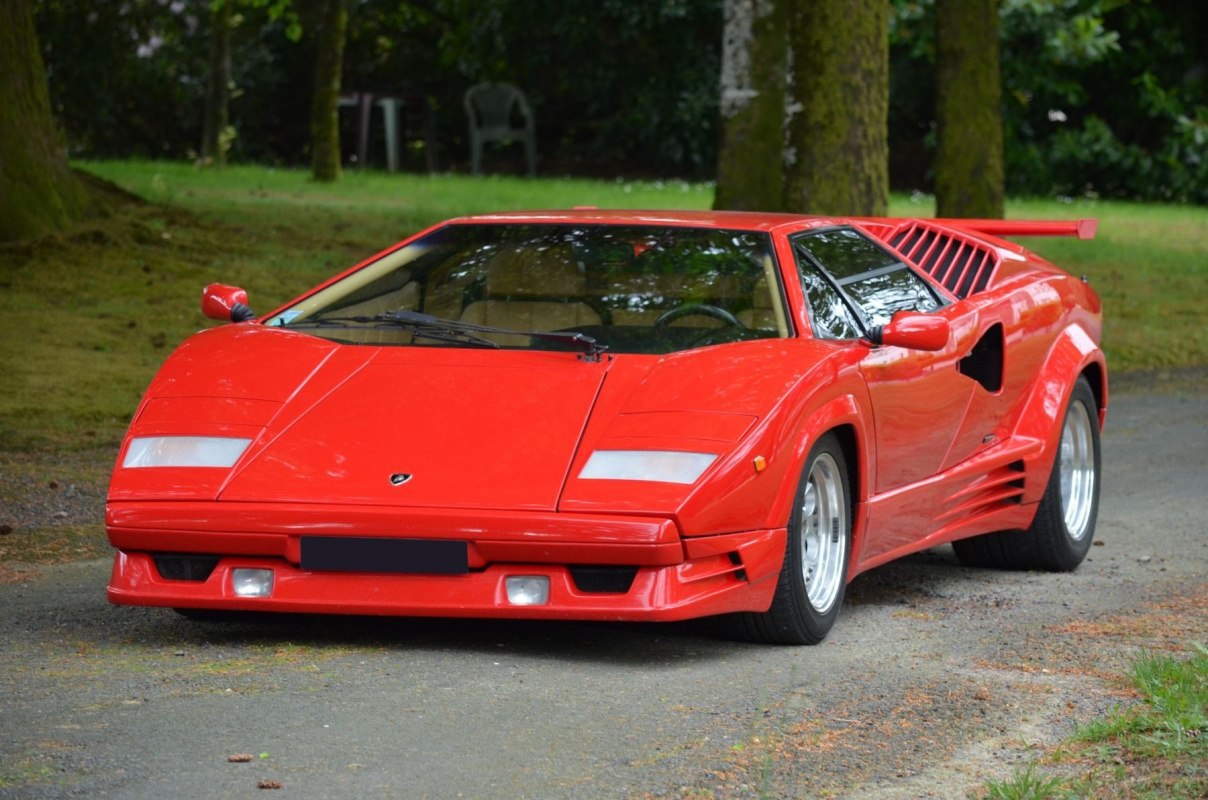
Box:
[106, 501, 786, 621]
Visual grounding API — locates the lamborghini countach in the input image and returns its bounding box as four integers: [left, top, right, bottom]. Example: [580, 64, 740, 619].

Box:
[107, 210, 1105, 644]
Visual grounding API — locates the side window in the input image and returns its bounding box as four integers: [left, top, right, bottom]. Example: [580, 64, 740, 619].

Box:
[794, 228, 941, 331]
[798, 258, 862, 339]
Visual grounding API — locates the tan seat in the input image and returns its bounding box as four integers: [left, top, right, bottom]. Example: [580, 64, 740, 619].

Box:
[459, 243, 600, 343]
[737, 276, 777, 330]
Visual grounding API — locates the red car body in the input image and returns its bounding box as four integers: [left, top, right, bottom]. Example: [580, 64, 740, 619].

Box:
[106, 210, 1106, 644]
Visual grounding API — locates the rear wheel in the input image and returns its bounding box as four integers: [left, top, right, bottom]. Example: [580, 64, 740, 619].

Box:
[953, 376, 1100, 571]
[729, 433, 852, 645]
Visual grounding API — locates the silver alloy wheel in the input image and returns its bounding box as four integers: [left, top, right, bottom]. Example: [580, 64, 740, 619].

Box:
[800, 452, 847, 613]
[1059, 399, 1097, 541]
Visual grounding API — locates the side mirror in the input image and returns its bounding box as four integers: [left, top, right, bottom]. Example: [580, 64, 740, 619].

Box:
[868, 312, 950, 351]
[201, 283, 256, 323]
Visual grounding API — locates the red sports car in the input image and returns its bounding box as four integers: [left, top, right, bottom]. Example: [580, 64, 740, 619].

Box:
[106, 210, 1105, 644]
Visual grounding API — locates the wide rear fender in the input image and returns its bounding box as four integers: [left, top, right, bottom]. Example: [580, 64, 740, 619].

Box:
[1015, 323, 1107, 504]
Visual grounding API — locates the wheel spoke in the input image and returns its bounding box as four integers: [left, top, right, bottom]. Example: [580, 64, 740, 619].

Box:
[1059, 400, 1096, 541]
[799, 452, 847, 614]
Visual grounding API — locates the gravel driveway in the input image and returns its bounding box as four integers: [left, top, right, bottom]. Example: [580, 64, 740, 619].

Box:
[1, 374, 1205, 799]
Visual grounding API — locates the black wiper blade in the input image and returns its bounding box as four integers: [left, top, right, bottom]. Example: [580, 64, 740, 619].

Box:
[376, 309, 609, 361]
[280, 315, 378, 327]
[277, 314, 500, 348]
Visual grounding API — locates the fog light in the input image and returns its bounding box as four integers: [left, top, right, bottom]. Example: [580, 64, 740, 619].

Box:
[505, 576, 549, 606]
[232, 568, 274, 598]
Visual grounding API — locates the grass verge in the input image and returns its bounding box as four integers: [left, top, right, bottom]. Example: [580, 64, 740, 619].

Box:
[983, 645, 1207, 800]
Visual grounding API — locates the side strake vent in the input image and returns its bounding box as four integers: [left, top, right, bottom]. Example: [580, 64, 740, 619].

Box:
[889, 222, 1000, 299]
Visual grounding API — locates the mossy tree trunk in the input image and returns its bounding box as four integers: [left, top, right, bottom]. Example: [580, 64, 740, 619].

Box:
[783, 0, 889, 216]
[200, 0, 236, 167]
[935, 0, 1004, 218]
[310, 0, 347, 182]
[0, 0, 89, 242]
[714, 0, 788, 212]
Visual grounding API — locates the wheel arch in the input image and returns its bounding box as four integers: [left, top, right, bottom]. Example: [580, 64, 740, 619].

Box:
[1016, 323, 1107, 505]
[765, 405, 868, 557]
[1079, 358, 1108, 430]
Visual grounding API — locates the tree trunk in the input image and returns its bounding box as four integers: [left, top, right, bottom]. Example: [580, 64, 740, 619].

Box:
[201, 0, 236, 167]
[0, 0, 89, 242]
[934, 0, 1004, 218]
[783, 0, 889, 216]
[714, 0, 788, 212]
[310, 0, 347, 182]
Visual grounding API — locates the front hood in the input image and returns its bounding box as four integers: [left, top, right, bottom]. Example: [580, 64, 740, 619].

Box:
[112, 326, 841, 514]
[219, 345, 608, 510]
[111, 326, 611, 509]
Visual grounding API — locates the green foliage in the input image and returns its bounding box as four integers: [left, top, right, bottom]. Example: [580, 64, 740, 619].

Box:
[890, 0, 1207, 202]
[36, 0, 725, 177]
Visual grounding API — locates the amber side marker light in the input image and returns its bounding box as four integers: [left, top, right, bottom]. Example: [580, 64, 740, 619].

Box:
[753, 455, 767, 473]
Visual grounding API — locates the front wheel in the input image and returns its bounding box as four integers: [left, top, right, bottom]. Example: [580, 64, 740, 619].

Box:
[953, 376, 1101, 571]
[729, 433, 852, 645]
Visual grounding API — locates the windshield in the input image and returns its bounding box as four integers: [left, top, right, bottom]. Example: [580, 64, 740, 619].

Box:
[264, 223, 789, 355]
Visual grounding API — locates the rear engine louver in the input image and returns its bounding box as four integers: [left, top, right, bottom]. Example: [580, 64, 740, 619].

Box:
[889, 222, 1000, 299]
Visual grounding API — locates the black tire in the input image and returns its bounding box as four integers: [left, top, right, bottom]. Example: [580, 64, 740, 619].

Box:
[953, 376, 1100, 571]
[728, 433, 852, 645]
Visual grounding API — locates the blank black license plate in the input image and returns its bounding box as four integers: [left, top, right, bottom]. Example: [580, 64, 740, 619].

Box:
[301, 537, 468, 575]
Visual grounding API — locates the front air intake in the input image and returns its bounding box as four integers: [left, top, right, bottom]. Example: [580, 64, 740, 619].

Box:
[569, 566, 638, 594]
[153, 554, 220, 582]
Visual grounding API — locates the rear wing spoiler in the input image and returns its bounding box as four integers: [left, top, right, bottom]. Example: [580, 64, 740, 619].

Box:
[932, 218, 1098, 240]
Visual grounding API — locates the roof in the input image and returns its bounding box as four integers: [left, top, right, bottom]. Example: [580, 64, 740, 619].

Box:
[446, 208, 839, 232]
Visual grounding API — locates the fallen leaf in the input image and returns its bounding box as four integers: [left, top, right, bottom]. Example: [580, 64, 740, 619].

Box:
[257, 780, 283, 790]
[228, 754, 254, 763]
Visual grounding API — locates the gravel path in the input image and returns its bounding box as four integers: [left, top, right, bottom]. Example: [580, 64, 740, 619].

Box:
[0, 378, 1204, 799]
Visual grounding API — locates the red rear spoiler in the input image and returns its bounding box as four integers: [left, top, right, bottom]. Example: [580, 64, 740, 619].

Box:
[933, 218, 1098, 240]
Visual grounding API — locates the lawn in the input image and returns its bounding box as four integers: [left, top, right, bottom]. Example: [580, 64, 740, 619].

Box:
[0, 159, 1204, 452]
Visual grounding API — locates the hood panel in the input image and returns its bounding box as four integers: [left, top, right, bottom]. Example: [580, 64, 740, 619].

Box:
[220, 355, 608, 510]
[143, 326, 339, 402]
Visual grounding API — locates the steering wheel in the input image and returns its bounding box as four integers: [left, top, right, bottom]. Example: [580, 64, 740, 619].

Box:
[653, 303, 746, 330]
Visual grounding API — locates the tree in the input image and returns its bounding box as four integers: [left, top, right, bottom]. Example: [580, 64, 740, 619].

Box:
[310, 0, 347, 181]
[0, 0, 90, 242]
[714, 0, 788, 211]
[934, 0, 1003, 218]
[201, 0, 237, 167]
[783, 0, 889, 215]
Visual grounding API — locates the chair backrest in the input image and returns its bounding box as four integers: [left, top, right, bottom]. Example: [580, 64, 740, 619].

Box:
[464, 83, 533, 134]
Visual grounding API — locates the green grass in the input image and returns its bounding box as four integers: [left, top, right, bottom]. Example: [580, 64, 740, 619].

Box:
[0, 160, 1204, 452]
[981, 645, 1207, 800]
[984, 764, 1068, 800]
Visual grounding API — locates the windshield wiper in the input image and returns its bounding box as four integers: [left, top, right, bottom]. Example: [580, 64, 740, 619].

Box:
[376, 309, 609, 362]
[281, 315, 500, 349]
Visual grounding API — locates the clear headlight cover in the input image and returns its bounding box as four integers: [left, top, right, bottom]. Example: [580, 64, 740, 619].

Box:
[578, 450, 717, 484]
[122, 436, 252, 468]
